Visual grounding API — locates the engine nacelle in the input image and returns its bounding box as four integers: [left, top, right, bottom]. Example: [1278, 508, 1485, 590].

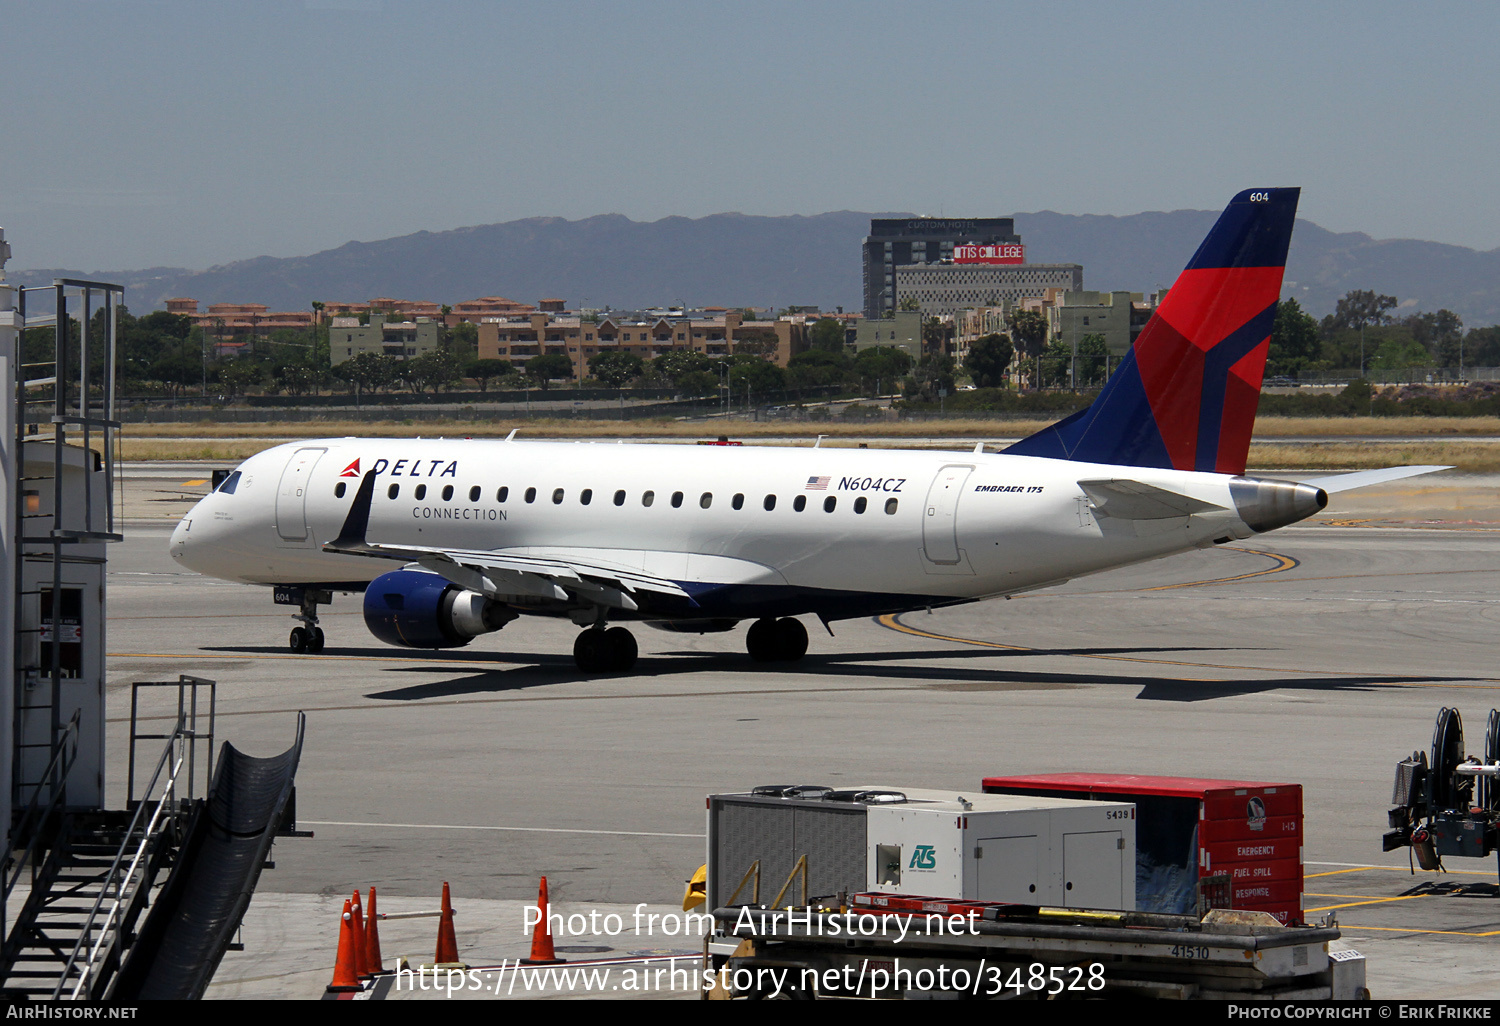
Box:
[363, 568, 515, 649]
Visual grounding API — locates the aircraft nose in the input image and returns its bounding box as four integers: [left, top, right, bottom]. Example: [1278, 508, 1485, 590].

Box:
[169, 516, 192, 567]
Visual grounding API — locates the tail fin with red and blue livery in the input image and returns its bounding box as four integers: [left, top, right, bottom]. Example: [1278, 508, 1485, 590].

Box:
[1005, 187, 1299, 475]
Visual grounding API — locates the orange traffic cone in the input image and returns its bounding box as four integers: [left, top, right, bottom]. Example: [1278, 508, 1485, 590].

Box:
[522, 876, 565, 965]
[350, 890, 370, 978]
[434, 881, 462, 967]
[365, 886, 385, 974]
[325, 898, 361, 992]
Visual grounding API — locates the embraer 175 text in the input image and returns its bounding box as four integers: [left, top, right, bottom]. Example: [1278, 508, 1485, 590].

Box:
[170, 189, 1444, 672]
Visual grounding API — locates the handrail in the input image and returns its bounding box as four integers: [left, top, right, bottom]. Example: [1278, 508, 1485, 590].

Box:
[2, 711, 80, 908]
[53, 714, 189, 1000]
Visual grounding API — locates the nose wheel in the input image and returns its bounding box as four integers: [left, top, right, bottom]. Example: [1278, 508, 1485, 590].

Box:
[284, 588, 331, 654]
[573, 626, 638, 673]
[289, 626, 325, 654]
[746, 617, 808, 663]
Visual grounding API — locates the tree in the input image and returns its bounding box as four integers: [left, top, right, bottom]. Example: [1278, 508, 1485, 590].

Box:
[921, 317, 952, 354]
[808, 317, 846, 354]
[1464, 327, 1500, 367]
[675, 370, 720, 397]
[1368, 337, 1432, 370]
[465, 358, 512, 393]
[1006, 310, 1049, 357]
[852, 346, 913, 394]
[446, 321, 479, 360]
[905, 352, 955, 401]
[786, 349, 850, 390]
[1075, 333, 1111, 387]
[403, 349, 461, 393]
[1268, 298, 1321, 377]
[340, 352, 395, 397]
[898, 297, 920, 312]
[1406, 309, 1463, 366]
[525, 353, 573, 389]
[589, 350, 644, 388]
[727, 355, 784, 402]
[964, 333, 1013, 388]
[1322, 290, 1397, 333]
[1006, 309, 1050, 389]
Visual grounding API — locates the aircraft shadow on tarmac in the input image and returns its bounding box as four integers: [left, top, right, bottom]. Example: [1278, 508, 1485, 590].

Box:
[282, 643, 1472, 704]
[1400, 879, 1500, 899]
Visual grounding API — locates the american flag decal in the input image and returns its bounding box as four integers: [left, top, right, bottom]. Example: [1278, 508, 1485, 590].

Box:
[806, 476, 830, 491]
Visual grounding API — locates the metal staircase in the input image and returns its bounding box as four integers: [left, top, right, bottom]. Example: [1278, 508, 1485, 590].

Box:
[1, 679, 212, 999]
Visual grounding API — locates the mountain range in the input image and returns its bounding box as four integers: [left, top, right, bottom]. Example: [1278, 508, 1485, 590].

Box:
[10, 208, 1500, 327]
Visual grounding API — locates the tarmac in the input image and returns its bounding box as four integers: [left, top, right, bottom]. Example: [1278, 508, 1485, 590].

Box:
[98, 461, 1500, 999]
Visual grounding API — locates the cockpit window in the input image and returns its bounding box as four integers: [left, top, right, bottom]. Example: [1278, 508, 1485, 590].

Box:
[216, 471, 242, 495]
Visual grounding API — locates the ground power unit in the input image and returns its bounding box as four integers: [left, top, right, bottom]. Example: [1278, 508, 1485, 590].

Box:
[865, 793, 1136, 909]
[706, 786, 1136, 913]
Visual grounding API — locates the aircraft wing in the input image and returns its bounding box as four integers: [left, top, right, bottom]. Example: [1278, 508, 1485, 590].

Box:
[1298, 465, 1452, 494]
[322, 472, 693, 611]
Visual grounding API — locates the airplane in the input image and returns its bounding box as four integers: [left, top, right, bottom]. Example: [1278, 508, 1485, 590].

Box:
[169, 188, 1445, 672]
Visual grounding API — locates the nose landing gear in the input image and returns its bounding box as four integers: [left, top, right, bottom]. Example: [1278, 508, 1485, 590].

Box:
[281, 588, 331, 653]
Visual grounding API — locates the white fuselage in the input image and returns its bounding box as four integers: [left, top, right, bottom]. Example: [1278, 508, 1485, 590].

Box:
[170, 437, 1263, 622]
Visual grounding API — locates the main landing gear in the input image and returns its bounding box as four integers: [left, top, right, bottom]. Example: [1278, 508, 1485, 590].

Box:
[288, 591, 328, 654]
[573, 626, 638, 673]
[745, 617, 808, 663]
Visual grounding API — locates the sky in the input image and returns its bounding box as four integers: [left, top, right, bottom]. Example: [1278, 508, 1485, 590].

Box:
[2, 0, 1498, 272]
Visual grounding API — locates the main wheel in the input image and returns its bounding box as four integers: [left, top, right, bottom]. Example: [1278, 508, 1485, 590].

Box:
[573, 629, 606, 673]
[773, 617, 808, 662]
[746, 618, 778, 662]
[603, 627, 638, 672]
[289, 627, 308, 653]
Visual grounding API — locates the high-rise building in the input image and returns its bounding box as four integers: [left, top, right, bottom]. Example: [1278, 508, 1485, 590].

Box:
[862, 217, 1021, 318]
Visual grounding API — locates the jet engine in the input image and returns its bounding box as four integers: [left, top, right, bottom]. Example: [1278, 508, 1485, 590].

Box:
[363, 568, 516, 649]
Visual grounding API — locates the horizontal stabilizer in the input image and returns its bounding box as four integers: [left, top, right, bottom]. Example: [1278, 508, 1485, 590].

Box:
[1078, 479, 1226, 521]
[1299, 465, 1452, 494]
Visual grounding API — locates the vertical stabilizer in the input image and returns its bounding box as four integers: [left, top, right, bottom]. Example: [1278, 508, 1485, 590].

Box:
[1006, 188, 1300, 474]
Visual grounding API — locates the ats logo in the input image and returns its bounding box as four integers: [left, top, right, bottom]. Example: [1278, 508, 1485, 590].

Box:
[908, 845, 937, 871]
[339, 458, 361, 478]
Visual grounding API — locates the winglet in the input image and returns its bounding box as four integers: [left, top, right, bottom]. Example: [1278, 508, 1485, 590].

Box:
[325, 470, 378, 553]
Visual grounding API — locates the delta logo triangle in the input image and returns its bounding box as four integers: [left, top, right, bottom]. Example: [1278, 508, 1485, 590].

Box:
[339, 458, 360, 478]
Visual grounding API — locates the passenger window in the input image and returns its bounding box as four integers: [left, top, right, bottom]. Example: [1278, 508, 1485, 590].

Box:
[498, 486, 509, 502]
[854, 496, 867, 514]
[334, 482, 346, 498]
[388, 483, 400, 499]
[671, 491, 684, 508]
[442, 485, 454, 501]
[823, 496, 836, 512]
[552, 488, 565, 504]
[613, 489, 626, 506]
[793, 495, 806, 512]
[763, 494, 776, 511]
[525, 487, 537, 503]
[732, 493, 744, 510]
[415, 484, 427, 500]
[469, 485, 481, 502]
[885, 498, 899, 514]
[642, 490, 655, 507]
[699, 492, 712, 509]
[580, 488, 593, 505]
